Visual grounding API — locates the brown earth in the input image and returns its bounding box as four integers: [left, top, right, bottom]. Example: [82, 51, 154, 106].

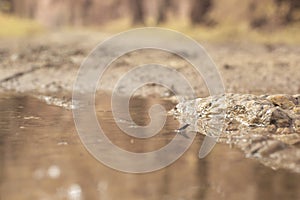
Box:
[0, 32, 299, 97]
[1, 31, 300, 199]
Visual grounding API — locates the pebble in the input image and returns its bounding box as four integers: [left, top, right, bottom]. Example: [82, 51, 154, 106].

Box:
[267, 94, 296, 109]
[294, 120, 300, 132]
[293, 106, 300, 114]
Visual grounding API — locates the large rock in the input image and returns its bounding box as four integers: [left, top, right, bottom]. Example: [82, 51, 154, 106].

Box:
[173, 93, 300, 173]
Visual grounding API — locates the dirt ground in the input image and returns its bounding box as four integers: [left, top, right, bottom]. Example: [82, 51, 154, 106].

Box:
[0, 31, 299, 98]
[1, 31, 300, 199]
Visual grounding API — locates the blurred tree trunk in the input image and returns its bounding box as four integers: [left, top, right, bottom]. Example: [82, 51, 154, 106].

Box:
[130, 0, 144, 25]
[0, 0, 14, 13]
[275, 0, 300, 23]
[156, 0, 171, 24]
[190, 0, 212, 25]
[82, 0, 92, 23]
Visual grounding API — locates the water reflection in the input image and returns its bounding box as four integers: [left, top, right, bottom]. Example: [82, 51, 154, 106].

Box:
[0, 94, 300, 200]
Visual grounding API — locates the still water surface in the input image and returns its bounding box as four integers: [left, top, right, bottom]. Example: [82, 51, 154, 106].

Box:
[1, 94, 300, 200]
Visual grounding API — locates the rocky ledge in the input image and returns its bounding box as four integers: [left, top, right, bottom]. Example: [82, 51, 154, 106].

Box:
[173, 94, 300, 173]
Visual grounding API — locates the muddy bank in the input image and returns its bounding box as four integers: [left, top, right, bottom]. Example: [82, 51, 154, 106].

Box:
[174, 93, 300, 173]
[1, 94, 300, 200]
[0, 32, 300, 175]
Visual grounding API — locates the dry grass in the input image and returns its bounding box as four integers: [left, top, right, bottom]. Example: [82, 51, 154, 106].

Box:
[0, 13, 299, 45]
[0, 13, 44, 38]
[100, 17, 300, 45]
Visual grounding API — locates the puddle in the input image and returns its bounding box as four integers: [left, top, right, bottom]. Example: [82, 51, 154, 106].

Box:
[1, 94, 300, 200]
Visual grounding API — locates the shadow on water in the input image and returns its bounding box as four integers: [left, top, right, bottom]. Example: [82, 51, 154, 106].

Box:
[1, 93, 300, 200]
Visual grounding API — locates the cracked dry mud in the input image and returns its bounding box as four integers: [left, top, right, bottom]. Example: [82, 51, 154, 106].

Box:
[173, 93, 300, 173]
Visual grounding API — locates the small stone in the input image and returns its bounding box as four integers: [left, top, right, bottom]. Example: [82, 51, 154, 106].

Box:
[293, 94, 300, 105]
[294, 120, 300, 132]
[270, 108, 292, 127]
[223, 64, 234, 69]
[293, 106, 300, 114]
[10, 54, 19, 61]
[226, 120, 240, 131]
[258, 140, 286, 156]
[267, 124, 277, 133]
[267, 94, 295, 109]
[276, 127, 291, 134]
[246, 137, 285, 157]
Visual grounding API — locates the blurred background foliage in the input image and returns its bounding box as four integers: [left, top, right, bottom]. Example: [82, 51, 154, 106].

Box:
[0, 0, 299, 43]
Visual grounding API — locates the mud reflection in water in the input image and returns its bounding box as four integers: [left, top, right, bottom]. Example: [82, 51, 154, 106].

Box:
[1, 94, 300, 200]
